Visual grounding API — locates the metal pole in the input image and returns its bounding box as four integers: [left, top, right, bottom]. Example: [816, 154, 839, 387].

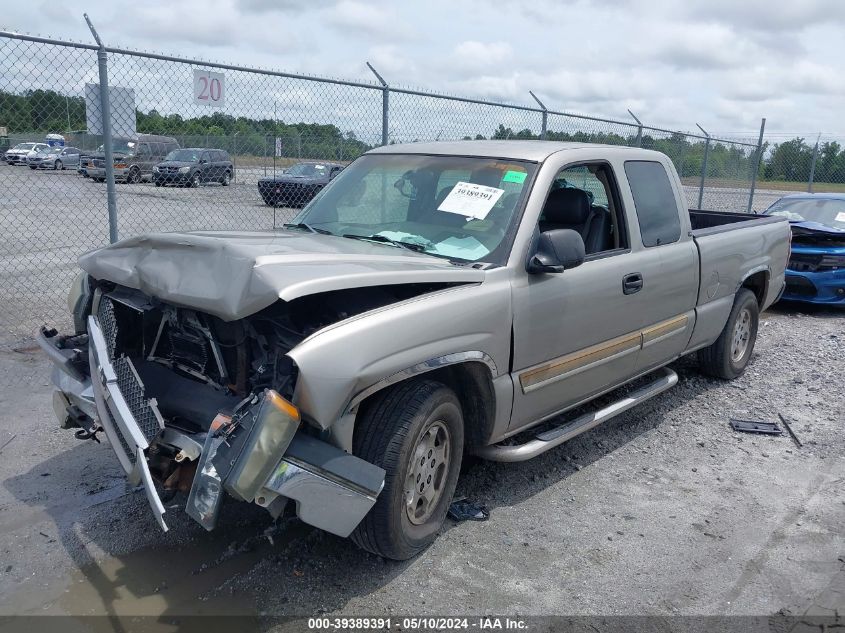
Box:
[85, 14, 118, 243]
[807, 133, 820, 193]
[696, 124, 710, 210]
[747, 117, 766, 214]
[367, 62, 389, 146]
[628, 109, 643, 147]
[232, 131, 239, 182]
[530, 91, 548, 140]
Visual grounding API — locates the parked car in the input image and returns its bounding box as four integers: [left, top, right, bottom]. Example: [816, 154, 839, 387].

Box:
[152, 148, 233, 187]
[38, 141, 789, 560]
[257, 161, 344, 207]
[86, 135, 180, 183]
[4, 142, 48, 165]
[764, 193, 845, 305]
[27, 146, 81, 170]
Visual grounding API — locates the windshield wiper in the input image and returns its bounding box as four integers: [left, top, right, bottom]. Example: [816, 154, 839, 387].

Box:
[282, 222, 331, 235]
[342, 233, 428, 252]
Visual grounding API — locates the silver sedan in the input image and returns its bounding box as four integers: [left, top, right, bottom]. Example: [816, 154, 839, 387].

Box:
[27, 146, 81, 170]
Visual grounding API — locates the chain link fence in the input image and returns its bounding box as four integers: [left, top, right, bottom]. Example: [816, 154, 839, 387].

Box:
[1, 28, 767, 349]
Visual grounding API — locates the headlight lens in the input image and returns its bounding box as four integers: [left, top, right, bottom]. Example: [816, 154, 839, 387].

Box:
[152, 166, 159, 172]
[178, 166, 190, 173]
[224, 390, 300, 503]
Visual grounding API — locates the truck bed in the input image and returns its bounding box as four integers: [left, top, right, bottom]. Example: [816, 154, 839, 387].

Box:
[689, 209, 785, 236]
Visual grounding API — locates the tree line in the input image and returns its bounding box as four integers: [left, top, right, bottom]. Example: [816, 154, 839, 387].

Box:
[3, 89, 844, 183]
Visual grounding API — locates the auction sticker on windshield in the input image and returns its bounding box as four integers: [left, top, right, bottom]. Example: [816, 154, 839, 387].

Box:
[438, 181, 505, 220]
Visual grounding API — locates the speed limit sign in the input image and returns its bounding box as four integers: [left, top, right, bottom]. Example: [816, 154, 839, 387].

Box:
[193, 69, 225, 107]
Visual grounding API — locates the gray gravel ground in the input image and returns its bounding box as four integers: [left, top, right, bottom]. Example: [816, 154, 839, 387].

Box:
[0, 302, 842, 624]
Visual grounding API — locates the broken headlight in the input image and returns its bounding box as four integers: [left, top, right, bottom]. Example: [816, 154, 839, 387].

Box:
[223, 390, 300, 503]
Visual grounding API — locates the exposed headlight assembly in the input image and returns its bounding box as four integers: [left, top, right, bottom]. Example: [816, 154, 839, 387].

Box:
[178, 166, 190, 173]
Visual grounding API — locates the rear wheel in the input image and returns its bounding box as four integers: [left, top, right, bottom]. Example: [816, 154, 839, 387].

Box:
[221, 171, 231, 186]
[351, 379, 464, 560]
[189, 173, 201, 188]
[126, 167, 141, 184]
[55, 159, 63, 170]
[698, 288, 759, 379]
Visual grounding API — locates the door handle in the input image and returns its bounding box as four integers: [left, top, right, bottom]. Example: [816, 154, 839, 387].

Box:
[623, 272, 643, 295]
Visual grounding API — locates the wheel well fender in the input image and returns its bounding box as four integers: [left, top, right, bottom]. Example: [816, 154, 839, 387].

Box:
[739, 268, 769, 308]
[354, 360, 496, 452]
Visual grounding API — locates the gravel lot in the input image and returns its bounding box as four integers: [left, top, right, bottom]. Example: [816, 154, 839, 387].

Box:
[0, 302, 842, 625]
[0, 162, 801, 349]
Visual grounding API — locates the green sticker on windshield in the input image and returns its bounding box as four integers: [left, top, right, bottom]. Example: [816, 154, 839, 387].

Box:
[502, 170, 527, 184]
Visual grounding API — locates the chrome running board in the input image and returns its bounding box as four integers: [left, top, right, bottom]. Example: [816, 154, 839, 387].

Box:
[476, 367, 678, 463]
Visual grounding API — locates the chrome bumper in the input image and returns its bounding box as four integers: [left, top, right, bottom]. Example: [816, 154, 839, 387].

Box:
[87, 314, 169, 530]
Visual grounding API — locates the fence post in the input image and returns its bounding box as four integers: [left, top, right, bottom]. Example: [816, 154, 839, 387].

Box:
[366, 62, 389, 146]
[85, 14, 119, 244]
[529, 91, 548, 140]
[696, 124, 710, 210]
[232, 131, 239, 182]
[628, 109, 643, 147]
[747, 117, 766, 214]
[807, 133, 820, 193]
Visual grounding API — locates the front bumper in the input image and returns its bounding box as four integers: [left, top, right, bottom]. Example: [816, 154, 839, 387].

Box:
[41, 303, 384, 535]
[782, 269, 845, 305]
[152, 172, 191, 184]
[86, 167, 128, 181]
[5, 154, 26, 164]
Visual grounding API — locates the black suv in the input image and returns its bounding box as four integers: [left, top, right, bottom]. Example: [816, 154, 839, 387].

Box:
[153, 148, 234, 187]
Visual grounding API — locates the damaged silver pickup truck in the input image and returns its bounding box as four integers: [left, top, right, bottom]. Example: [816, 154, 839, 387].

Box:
[40, 141, 790, 560]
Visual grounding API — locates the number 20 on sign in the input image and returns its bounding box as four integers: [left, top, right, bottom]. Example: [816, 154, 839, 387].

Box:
[193, 69, 225, 107]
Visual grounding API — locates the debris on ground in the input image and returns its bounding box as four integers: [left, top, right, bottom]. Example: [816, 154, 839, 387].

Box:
[729, 418, 783, 436]
[778, 413, 803, 448]
[448, 498, 489, 522]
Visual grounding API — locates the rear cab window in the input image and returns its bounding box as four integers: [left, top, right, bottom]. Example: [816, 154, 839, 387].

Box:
[624, 160, 681, 247]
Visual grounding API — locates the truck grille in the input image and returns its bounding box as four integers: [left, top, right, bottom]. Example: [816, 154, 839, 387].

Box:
[97, 296, 117, 357]
[113, 356, 164, 442]
[96, 294, 164, 443]
[104, 404, 137, 465]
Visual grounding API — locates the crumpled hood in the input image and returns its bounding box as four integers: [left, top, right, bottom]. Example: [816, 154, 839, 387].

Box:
[78, 230, 485, 321]
[790, 220, 845, 235]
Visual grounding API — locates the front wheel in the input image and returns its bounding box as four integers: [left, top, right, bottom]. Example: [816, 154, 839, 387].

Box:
[221, 171, 231, 186]
[126, 168, 141, 184]
[351, 379, 464, 560]
[189, 173, 201, 188]
[55, 160, 63, 170]
[698, 288, 759, 379]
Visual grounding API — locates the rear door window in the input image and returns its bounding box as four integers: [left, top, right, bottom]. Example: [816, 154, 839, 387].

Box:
[624, 160, 681, 247]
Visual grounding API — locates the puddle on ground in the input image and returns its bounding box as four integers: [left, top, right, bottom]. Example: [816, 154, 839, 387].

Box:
[2, 513, 311, 621]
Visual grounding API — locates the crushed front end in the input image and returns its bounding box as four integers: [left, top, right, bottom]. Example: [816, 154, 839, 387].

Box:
[39, 277, 384, 534]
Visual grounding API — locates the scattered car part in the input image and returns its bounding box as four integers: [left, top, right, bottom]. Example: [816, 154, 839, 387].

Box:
[448, 498, 489, 522]
[729, 418, 783, 436]
[777, 413, 803, 448]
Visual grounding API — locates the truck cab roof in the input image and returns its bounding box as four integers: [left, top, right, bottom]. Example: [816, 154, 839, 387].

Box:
[367, 140, 666, 162]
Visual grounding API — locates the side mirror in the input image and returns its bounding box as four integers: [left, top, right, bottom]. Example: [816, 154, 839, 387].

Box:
[527, 229, 586, 274]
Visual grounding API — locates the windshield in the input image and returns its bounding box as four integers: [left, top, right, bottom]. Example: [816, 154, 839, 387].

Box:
[286, 163, 329, 177]
[293, 154, 537, 264]
[766, 198, 845, 229]
[45, 147, 62, 155]
[13, 143, 36, 150]
[165, 149, 200, 162]
[100, 140, 136, 154]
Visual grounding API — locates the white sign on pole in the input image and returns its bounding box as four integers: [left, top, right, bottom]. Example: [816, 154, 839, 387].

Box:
[275, 137, 283, 157]
[193, 69, 225, 107]
[84, 84, 137, 138]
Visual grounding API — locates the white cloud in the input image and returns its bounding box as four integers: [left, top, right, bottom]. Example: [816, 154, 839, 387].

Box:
[324, 1, 411, 41]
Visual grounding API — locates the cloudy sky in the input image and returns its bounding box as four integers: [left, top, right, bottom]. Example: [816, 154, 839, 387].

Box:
[3, 0, 843, 141]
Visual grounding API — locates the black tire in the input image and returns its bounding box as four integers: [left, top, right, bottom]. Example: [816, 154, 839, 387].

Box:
[126, 167, 141, 184]
[698, 288, 759, 380]
[92, 177, 104, 183]
[55, 160, 63, 170]
[221, 171, 231, 186]
[189, 173, 201, 188]
[351, 379, 464, 560]
[154, 181, 162, 187]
